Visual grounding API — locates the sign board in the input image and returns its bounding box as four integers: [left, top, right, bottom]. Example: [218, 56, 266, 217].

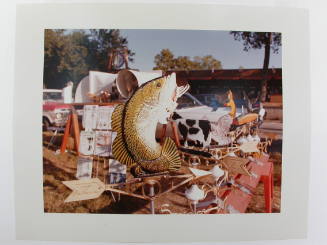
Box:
[94, 131, 111, 156]
[79, 131, 95, 155]
[240, 141, 259, 153]
[108, 159, 127, 184]
[82, 105, 98, 130]
[76, 157, 93, 180]
[222, 156, 251, 176]
[110, 132, 117, 157]
[96, 106, 115, 130]
[189, 167, 211, 177]
[63, 178, 105, 202]
[225, 188, 252, 213]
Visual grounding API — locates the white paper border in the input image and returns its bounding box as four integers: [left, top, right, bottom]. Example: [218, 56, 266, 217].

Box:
[14, 3, 309, 242]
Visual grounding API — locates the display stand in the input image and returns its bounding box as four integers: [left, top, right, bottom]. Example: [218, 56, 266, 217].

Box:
[60, 102, 118, 155]
[60, 107, 80, 155]
[162, 120, 275, 213]
[235, 154, 274, 213]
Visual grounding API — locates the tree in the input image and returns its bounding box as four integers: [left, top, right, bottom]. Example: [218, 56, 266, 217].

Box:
[153, 49, 222, 71]
[230, 31, 281, 101]
[153, 49, 176, 71]
[89, 29, 135, 71]
[195, 55, 222, 70]
[44, 29, 98, 89]
[43, 29, 78, 89]
[43, 29, 135, 89]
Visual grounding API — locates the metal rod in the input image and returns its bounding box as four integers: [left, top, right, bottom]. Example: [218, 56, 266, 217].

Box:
[149, 185, 155, 214]
[193, 201, 197, 214]
[155, 176, 194, 198]
[105, 186, 152, 201]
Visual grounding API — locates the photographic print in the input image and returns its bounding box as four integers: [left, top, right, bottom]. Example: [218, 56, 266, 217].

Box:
[94, 131, 112, 157]
[75, 157, 93, 180]
[42, 29, 282, 214]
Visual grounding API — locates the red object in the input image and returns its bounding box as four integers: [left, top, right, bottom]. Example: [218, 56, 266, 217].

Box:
[258, 153, 270, 163]
[160, 121, 180, 147]
[224, 188, 252, 213]
[236, 162, 261, 190]
[60, 110, 81, 155]
[160, 124, 167, 144]
[171, 68, 282, 85]
[72, 113, 80, 154]
[43, 101, 70, 111]
[237, 160, 272, 190]
[260, 162, 274, 212]
[235, 157, 274, 213]
[60, 114, 72, 154]
[171, 121, 181, 147]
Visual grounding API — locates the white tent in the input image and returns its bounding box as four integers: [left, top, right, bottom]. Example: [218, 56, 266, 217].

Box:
[74, 71, 117, 103]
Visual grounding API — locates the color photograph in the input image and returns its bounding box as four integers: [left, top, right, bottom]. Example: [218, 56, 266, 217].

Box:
[42, 29, 282, 214]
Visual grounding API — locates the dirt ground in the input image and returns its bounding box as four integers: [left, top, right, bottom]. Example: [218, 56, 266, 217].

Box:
[43, 132, 282, 214]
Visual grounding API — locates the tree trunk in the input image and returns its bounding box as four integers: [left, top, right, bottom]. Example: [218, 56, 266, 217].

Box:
[260, 32, 272, 102]
[107, 48, 114, 71]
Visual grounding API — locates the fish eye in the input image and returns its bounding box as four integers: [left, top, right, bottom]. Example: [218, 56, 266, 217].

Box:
[156, 82, 161, 88]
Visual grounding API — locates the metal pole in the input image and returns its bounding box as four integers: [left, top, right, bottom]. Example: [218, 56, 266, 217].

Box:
[193, 201, 197, 214]
[149, 185, 155, 214]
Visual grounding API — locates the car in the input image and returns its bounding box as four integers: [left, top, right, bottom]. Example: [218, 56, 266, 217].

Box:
[175, 92, 244, 120]
[155, 92, 245, 139]
[193, 94, 222, 109]
[43, 89, 71, 131]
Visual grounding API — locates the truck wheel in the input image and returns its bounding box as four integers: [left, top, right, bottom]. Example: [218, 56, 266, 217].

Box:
[42, 118, 50, 131]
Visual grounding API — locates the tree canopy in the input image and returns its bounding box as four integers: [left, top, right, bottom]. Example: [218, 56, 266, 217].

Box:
[43, 29, 134, 89]
[230, 31, 282, 102]
[153, 49, 222, 71]
[230, 31, 281, 69]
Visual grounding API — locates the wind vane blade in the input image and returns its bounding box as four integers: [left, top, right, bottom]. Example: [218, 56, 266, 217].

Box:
[240, 141, 259, 153]
[189, 167, 211, 177]
[63, 178, 105, 202]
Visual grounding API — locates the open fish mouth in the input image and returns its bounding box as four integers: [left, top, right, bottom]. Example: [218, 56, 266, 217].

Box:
[175, 84, 190, 99]
[158, 83, 190, 124]
[156, 74, 189, 124]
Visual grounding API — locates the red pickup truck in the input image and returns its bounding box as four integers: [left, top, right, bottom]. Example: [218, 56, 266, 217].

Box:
[43, 89, 71, 131]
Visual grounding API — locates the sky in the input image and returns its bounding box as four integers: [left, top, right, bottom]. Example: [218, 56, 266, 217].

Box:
[119, 29, 282, 71]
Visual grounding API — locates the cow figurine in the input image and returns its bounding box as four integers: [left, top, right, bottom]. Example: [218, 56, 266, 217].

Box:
[172, 112, 212, 148]
[172, 90, 237, 148]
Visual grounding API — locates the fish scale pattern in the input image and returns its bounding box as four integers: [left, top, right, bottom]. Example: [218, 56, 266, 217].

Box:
[111, 76, 181, 176]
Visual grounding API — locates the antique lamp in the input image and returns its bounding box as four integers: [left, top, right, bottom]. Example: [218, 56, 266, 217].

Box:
[185, 184, 205, 213]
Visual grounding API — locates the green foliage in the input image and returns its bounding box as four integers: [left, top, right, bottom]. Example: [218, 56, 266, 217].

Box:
[89, 29, 135, 71]
[230, 31, 281, 53]
[153, 49, 222, 72]
[230, 31, 282, 101]
[43, 29, 134, 89]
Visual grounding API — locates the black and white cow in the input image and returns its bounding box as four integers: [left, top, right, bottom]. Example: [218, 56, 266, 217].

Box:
[172, 112, 212, 148]
[172, 112, 233, 148]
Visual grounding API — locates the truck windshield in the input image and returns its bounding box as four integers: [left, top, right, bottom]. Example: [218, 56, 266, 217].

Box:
[177, 93, 203, 109]
[43, 92, 63, 101]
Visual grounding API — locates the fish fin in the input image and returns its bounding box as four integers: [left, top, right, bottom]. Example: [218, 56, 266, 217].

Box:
[111, 103, 124, 132]
[162, 138, 181, 171]
[112, 132, 135, 167]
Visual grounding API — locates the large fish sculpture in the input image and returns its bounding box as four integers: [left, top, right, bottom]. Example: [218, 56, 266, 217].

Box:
[111, 73, 189, 177]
